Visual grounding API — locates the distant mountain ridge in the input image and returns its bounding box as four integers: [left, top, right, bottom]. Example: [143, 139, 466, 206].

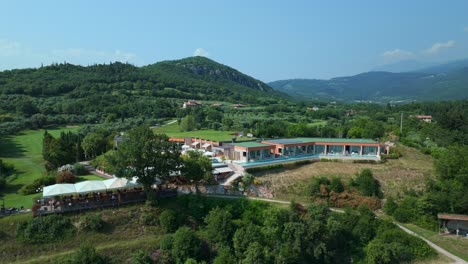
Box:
[270, 59, 468, 102]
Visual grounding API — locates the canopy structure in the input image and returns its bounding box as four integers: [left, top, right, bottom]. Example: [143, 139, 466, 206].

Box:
[202, 143, 211, 148]
[75, 181, 107, 194]
[43, 184, 76, 197]
[181, 144, 191, 149]
[212, 167, 233, 174]
[203, 151, 214, 157]
[42, 178, 143, 197]
[103, 178, 129, 189]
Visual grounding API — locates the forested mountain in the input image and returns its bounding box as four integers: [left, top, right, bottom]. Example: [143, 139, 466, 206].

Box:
[0, 57, 282, 134]
[270, 61, 468, 102]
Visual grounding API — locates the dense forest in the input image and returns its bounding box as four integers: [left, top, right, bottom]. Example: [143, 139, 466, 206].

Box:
[0, 57, 284, 135]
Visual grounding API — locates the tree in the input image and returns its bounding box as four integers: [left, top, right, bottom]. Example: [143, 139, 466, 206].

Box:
[180, 115, 196, 132]
[241, 241, 269, 264]
[171, 226, 202, 264]
[111, 126, 181, 195]
[213, 247, 236, 264]
[181, 150, 212, 183]
[82, 132, 107, 159]
[353, 169, 380, 197]
[204, 207, 234, 245]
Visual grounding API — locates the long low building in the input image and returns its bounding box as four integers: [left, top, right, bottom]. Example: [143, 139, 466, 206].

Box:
[229, 137, 381, 166]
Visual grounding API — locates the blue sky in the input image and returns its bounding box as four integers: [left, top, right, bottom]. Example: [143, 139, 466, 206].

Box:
[1, 0, 467, 81]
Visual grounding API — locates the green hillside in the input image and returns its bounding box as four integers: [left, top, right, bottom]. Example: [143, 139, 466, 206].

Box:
[270, 67, 468, 102]
[0, 57, 283, 135]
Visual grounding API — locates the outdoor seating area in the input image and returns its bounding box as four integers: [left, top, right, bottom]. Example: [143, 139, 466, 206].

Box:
[35, 178, 145, 216]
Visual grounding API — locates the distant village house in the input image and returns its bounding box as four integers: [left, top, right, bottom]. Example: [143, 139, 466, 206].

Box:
[182, 100, 202, 108]
[416, 115, 432, 123]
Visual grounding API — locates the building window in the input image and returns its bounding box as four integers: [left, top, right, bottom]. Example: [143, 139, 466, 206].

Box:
[278, 148, 282, 153]
[243, 152, 247, 157]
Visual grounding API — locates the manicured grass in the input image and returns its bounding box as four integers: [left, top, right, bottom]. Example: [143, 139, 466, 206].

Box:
[307, 120, 327, 127]
[0, 126, 81, 209]
[76, 174, 106, 182]
[402, 223, 468, 261]
[153, 120, 254, 141]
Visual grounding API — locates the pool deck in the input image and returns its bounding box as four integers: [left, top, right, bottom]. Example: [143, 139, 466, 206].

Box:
[235, 154, 380, 168]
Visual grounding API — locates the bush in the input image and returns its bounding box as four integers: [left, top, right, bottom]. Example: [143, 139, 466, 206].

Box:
[242, 173, 254, 185]
[309, 176, 330, 197]
[245, 164, 284, 173]
[19, 176, 56, 195]
[57, 244, 111, 264]
[171, 226, 202, 264]
[57, 164, 76, 175]
[132, 250, 153, 264]
[16, 214, 74, 244]
[73, 163, 87, 176]
[140, 207, 159, 226]
[159, 209, 178, 233]
[329, 177, 344, 193]
[352, 169, 381, 197]
[56, 171, 76, 183]
[79, 213, 105, 232]
[383, 196, 397, 215]
[0, 176, 5, 191]
[393, 208, 413, 223]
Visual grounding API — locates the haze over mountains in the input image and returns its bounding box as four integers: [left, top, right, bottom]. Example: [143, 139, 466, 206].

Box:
[269, 58, 468, 102]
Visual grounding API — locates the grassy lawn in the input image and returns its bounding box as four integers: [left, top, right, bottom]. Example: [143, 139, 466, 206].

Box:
[0, 126, 81, 208]
[153, 120, 254, 141]
[307, 120, 327, 127]
[401, 223, 468, 261]
[76, 174, 106, 182]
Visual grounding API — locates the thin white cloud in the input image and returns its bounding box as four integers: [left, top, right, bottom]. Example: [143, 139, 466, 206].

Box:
[423, 40, 455, 54]
[464, 26, 468, 32]
[193, 48, 209, 57]
[382, 49, 414, 61]
[51, 48, 136, 63]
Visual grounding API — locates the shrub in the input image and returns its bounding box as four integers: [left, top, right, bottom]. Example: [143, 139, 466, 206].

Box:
[353, 169, 381, 197]
[393, 208, 413, 223]
[383, 196, 397, 215]
[159, 209, 178, 233]
[56, 170, 76, 183]
[242, 173, 254, 185]
[57, 164, 76, 175]
[79, 213, 105, 232]
[140, 207, 159, 226]
[57, 244, 111, 264]
[245, 164, 284, 173]
[19, 176, 56, 195]
[16, 214, 74, 244]
[329, 177, 344, 193]
[309, 176, 330, 197]
[159, 234, 174, 251]
[73, 163, 87, 176]
[0, 176, 5, 191]
[132, 250, 153, 264]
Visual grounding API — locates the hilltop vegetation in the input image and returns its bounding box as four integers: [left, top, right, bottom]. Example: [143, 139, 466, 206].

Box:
[0, 57, 283, 136]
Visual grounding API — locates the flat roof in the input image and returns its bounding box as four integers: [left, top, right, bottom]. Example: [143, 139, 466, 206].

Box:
[438, 213, 468, 221]
[230, 142, 273, 148]
[262, 137, 378, 145]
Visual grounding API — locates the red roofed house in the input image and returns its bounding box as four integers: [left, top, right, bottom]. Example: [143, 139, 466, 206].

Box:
[416, 115, 432, 123]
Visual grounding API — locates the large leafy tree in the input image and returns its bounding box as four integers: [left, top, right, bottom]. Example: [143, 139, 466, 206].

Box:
[111, 125, 181, 193]
[180, 150, 212, 183]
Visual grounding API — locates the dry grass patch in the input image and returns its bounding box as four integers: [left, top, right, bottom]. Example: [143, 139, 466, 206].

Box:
[258, 145, 434, 201]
